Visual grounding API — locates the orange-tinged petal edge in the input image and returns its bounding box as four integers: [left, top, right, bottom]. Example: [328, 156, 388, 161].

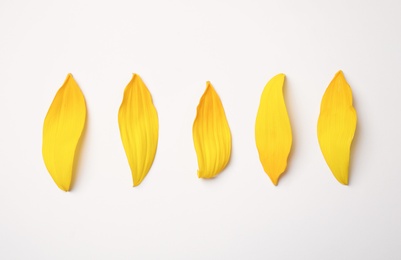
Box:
[42, 73, 87, 191]
[255, 73, 292, 185]
[118, 74, 159, 187]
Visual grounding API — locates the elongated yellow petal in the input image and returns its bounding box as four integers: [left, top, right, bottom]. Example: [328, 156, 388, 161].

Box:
[255, 74, 292, 185]
[42, 74, 87, 191]
[193, 82, 232, 179]
[118, 74, 159, 187]
[317, 71, 357, 185]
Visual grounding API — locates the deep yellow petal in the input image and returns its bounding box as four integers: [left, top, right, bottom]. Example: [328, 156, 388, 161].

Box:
[118, 74, 159, 187]
[42, 74, 87, 191]
[255, 74, 292, 185]
[317, 70, 357, 185]
[193, 82, 232, 179]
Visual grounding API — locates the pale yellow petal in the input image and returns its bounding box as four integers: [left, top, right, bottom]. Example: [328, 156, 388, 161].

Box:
[255, 74, 292, 185]
[118, 74, 159, 187]
[42, 73, 87, 191]
[317, 70, 357, 185]
[193, 82, 232, 179]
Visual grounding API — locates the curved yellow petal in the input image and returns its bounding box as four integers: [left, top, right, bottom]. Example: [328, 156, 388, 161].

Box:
[118, 74, 159, 187]
[317, 71, 357, 185]
[42, 74, 87, 191]
[255, 74, 292, 185]
[193, 82, 232, 179]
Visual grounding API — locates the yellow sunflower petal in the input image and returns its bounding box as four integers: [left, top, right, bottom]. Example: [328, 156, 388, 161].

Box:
[317, 70, 357, 185]
[255, 74, 292, 185]
[193, 81, 232, 179]
[118, 74, 159, 187]
[42, 73, 87, 191]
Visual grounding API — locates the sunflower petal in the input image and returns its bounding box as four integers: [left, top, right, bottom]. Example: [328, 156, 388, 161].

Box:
[118, 74, 159, 187]
[193, 81, 232, 179]
[42, 74, 87, 191]
[255, 74, 292, 185]
[317, 71, 357, 185]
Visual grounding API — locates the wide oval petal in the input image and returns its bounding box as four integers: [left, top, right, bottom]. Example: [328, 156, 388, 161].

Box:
[317, 70, 357, 185]
[255, 74, 292, 185]
[193, 82, 232, 179]
[42, 74, 87, 191]
[118, 74, 159, 187]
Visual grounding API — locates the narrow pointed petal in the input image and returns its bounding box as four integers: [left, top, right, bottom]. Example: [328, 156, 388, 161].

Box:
[255, 74, 292, 185]
[118, 74, 159, 187]
[42, 74, 87, 191]
[317, 71, 357, 185]
[193, 82, 232, 179]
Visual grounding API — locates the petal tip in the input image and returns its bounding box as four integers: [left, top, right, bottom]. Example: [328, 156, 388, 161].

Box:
[133, 177, 145, 187]
[336, 70, 344, 77]
[57, 183, 70, 192]
[336, 176, 349, 186]
[270, 176, 279, 186]
[268, 73, 286, 85]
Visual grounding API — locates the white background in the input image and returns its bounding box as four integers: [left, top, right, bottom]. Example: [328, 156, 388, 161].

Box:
[1, 0, 400, 259]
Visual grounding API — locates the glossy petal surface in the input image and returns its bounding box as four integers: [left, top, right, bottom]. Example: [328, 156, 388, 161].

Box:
[118, 74, 159, 187]
[42, 74, 86, 191]
[317, 71, 357, 185]
[255, 74, 292, 185]
[193, 82, 231, 178]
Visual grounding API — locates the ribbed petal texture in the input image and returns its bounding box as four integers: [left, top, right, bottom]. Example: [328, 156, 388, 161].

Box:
[317, 70, 357, 185]
[118, 74, 159, 187]
[193, 82, 232, 178]
[42, 74, 87, 191]
[255, 74, 292, 185]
